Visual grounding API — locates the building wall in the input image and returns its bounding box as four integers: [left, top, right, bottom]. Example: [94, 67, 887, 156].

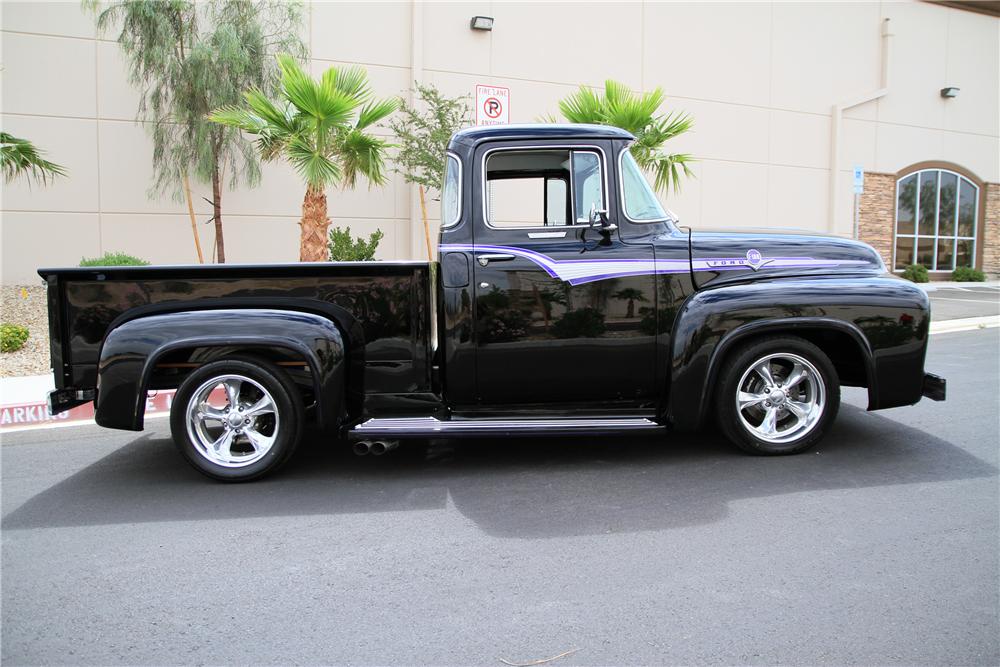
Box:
[2, 1, 998, 283]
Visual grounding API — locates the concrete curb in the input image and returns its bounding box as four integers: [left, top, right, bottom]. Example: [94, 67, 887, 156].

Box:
[917, 281, 1000, 291]
[929, 315, 1000, 335]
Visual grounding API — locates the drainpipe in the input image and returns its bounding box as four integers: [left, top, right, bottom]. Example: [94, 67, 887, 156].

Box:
[409, 0, 425, 259]
[828, 17, 893, 234]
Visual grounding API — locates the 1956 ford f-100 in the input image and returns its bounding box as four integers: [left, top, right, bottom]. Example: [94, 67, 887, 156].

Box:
[39, 124, 946, 481]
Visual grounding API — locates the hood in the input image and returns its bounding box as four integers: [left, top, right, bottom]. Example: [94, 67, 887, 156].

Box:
[688, 229, 886, 289]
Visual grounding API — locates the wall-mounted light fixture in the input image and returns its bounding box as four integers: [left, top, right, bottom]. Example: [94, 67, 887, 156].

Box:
[940, 86, 960, 98]
[470, 15, 494, 31]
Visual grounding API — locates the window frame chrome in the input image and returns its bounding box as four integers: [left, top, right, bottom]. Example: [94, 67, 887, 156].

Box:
[480, 143, 609, 232]
[440, 152, 463, 229]
[617, 146, 671, 225]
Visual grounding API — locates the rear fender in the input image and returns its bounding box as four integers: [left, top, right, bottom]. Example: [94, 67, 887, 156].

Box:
[96, 309, 347, 431]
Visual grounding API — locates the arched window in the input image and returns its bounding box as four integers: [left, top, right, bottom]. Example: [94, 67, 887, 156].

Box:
[894, 168, 979, 272]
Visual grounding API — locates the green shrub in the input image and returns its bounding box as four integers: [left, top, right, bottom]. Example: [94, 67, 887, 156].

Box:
[952, 266, 985, 282]
[79, 251, 150, 267]
[551, 307, 607, 339]
[0, 323, 30, 353]
[901, 264, 929, 283]
[327, 226, 383, 261]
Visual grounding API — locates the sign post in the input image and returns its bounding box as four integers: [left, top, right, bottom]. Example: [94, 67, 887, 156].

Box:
[852, 165, 864, 240]
[475, 84, 510, 126]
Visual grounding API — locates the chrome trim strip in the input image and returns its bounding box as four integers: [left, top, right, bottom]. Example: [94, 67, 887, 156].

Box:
[353, 416, 660, 433]
[528, 231, 567, 239]
[481, 144, 609, 232]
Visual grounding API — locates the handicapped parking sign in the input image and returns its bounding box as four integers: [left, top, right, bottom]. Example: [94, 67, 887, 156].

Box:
[476, 84, 510, 126]
[853, 165, 864, 194]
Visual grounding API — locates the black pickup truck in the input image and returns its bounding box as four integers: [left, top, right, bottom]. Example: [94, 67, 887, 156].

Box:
[40, 124, 945, 481]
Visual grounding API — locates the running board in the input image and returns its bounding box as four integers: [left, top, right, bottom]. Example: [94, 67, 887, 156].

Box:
[349, 416, 665, 439]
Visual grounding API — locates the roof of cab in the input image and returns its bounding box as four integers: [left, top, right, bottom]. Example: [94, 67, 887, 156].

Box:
[450, 123, 635, 148]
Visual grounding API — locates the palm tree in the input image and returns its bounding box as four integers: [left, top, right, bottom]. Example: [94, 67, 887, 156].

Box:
[612, 287, 648, 319]
[554, 80, 693, 194]
[1, 131, 66, 186]
[210, 55, 399, 261]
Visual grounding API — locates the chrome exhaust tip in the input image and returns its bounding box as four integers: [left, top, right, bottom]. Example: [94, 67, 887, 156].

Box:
[369, 440, 399, 456]
[352, 440, 372, 456]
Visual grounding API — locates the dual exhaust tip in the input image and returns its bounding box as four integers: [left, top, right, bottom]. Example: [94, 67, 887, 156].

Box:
[352, 440, 399, 456]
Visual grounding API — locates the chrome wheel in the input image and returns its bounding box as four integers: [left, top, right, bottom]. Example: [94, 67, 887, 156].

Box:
[185, 374, 279, 468]
[735, 352, 825, 444]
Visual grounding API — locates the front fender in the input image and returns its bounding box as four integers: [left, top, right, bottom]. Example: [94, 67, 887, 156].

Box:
[667, 276, 930, 430]
[96, 309, 346, 431]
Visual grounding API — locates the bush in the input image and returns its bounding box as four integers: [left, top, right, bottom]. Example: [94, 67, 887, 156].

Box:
[901, 264, 929, 283]
[952, 266, 985, 282]
[328, 226, 383, 261]
[79, 251, 150, 267]
[551, 307, 606, 339]
[0, 323, 30, 353]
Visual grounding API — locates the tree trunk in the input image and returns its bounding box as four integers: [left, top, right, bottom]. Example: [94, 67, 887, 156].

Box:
[418, 184, 433, 260]
[211, 160, 225, 263]
[182, 173, 204, 264]
[300, 185, 330, 262]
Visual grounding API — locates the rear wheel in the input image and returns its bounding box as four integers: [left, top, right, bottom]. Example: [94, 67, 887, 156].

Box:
[170, 358, 303, 481]
[716, 336, 840, 455]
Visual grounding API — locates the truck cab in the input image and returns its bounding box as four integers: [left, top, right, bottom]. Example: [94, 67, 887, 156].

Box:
[435, 124, 685, 413]
[40, 124, 945, 482]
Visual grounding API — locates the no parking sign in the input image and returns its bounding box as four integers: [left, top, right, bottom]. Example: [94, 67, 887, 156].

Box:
[476, 84, 510, 126]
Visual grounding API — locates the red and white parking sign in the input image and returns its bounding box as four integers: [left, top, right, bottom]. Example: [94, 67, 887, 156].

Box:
[476, 85, 510, 126]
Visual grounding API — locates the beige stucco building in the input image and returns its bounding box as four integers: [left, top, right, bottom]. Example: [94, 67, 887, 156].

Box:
[1, 1, 998, 284]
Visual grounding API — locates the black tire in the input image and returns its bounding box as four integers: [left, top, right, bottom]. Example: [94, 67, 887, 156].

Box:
[715, 336, 840, 455]
[170, 357, 304, 482]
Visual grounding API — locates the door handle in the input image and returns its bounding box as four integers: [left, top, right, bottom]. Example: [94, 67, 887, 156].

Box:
[477, 253, 515, 267]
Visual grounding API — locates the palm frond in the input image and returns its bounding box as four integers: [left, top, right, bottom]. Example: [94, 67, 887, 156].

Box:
[558, 86, 605, 125]
[644, 111, 694, 144]
[603, 79, 633, 107]
[286, 135, 341, 189]
[0, 131, 67, 186]
[243, 89, 300, 136]
[646, 152, 696, 195]
[551, 79, 695, 194]
[208, 105, 267, 133]
[278, 54, 355, 127]
[338, 129, 392, 189]
[356, 97, 401, 131]
[323, 64, 371, 102]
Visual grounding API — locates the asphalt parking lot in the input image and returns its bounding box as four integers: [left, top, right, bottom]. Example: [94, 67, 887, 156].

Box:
[2, 329, 998, 666]
[927, 284, 1000, 320]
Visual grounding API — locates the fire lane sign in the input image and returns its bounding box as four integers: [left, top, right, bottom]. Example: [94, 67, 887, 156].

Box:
[476, 84, 510, 126]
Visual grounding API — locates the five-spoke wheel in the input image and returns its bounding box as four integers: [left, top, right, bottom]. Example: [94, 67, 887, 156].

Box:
[186, 374, 279, 468]
[170, 358, 303, 481]
[717, 337, 839, 454]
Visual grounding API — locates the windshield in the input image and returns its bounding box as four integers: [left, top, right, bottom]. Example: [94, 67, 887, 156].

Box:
[620, 151, 668, 221]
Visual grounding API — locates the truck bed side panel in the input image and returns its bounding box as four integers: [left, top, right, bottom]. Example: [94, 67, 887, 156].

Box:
[39, 263, 433, 399]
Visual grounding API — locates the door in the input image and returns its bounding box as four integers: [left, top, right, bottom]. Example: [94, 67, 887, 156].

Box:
[469, 142, 658, 408]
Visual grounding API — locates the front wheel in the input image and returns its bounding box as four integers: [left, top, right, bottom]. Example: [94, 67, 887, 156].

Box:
[716, 336, 840, 455]
[170, 358, 304, 481]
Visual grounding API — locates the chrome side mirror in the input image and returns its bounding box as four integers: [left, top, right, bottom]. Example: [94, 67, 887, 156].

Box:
[588, 203, 617, 232]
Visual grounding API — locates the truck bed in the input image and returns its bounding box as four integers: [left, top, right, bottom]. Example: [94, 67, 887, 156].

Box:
[38, 262, 435, 397]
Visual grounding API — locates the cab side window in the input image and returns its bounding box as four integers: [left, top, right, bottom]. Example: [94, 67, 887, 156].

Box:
[485, 149, 604, 229]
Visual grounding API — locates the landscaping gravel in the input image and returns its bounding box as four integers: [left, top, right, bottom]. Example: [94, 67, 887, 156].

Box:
[1, 285, 51, 378]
